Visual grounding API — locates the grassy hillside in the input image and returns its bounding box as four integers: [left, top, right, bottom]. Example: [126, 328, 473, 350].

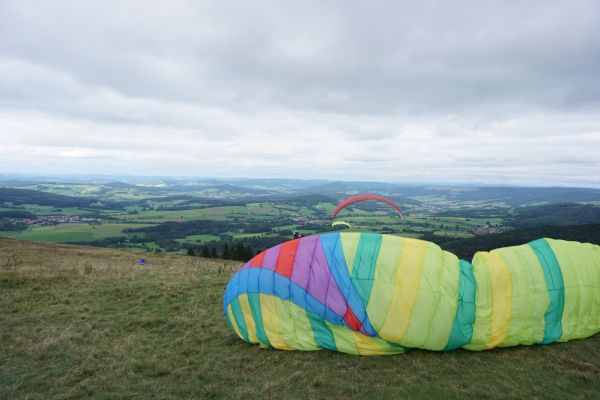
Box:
[1, 239, 599, 399]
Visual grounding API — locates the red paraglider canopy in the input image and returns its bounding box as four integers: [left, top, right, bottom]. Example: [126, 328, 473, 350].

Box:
[332, 194, 404, 219]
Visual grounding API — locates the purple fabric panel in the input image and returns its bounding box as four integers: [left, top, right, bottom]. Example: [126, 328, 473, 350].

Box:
[290, 236, 347, 318]
[323, 271, 347, 317]
[290, 236, 318, 288]
[307, 238, 347, 317]
[261, 244, 282, 271]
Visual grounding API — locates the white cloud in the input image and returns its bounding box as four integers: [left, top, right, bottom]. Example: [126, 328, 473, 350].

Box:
[0, 0, 599, 187]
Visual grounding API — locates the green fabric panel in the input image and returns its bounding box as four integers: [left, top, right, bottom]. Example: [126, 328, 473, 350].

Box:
[547, 239, 600, 341]
[363, 336, 410, 355]
[364, 235, 405, 332]
[230, 297, 249, 342]
[496, 244, 547, 346]
[424, 250, 462, 350]
[351, 233, 382, 306]
[464, 252, 493, 350]
[445, 259, 476, 350]
[327, 324, 359, 355]
[247, 292, 271, 347]
[529, 239, 564, 344]
[386, 341, 406, 349]
[306, 312, 337, 352]
[324, 321, 408, 355]
[274, 296, 318, 351]
[340, 232, 361, 275]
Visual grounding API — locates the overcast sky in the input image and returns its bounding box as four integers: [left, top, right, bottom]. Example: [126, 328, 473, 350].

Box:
[1, 1, 599, 187]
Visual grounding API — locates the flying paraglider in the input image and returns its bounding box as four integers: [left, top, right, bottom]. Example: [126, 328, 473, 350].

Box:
[224, 233, 600, 355]
[332, 194, 404, 219]
[331, 221, 352, 229]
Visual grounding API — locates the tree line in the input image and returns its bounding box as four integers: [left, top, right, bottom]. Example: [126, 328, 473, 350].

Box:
[185, 241, 255, 261]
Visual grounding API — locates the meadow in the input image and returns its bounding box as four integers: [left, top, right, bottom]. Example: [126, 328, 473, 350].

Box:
[0, 223, 148, 243]
[0, 201, 498, 253]
[1, 238, 599, 399]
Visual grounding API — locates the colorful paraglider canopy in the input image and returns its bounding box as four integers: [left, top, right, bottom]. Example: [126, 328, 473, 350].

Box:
[331, 220, 352, 229]
[224, 234, 600, 355]
[332, 194, 403, 219]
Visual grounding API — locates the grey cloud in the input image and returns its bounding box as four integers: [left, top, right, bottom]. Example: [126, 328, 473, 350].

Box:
[0, 0, 599, 186]
[3, 1, 600, 114]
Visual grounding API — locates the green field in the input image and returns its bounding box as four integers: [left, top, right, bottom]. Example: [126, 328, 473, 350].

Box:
[179, 234, 221, 243]
[0, 223, 149, 243]
[1, 238, 599, 399]
[120, 206, 258, 223]
[0, 207, 503, 251]
[247, 203, 284, 215]
[19, 205, 107, 216]
[3, 180, 600, 257]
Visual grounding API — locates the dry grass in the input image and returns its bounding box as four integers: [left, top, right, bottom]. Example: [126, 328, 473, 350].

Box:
[1, 237, 599, 399]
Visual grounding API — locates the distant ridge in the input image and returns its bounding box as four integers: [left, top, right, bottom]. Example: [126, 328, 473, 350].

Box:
[0, 188, 124, 209]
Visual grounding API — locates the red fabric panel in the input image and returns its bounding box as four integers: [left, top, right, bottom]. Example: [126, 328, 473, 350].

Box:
[343, 308, 362, 331]
[274, 239, 300, 278]
[250, 251, 266, 268]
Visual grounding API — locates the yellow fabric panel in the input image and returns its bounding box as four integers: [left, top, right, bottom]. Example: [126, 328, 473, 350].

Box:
[377, 238, 427, 344]
[582, 242, 600, 335]
[237, 294, 259, 344]
[340, 232, 361, 275]
[350, 331, 401, 356]
[325, 322, 406, 355]
[485, 251, 512, 348]
[350, 331, 374, 355]
[424, 250, 461, 349]
[259, 294, 293, 350]
[402, 243, 460, 350]
[273, 295, 318, 351]
[464, 252, 493, 350]
[365, 235, 405, 330]
[549, 239, 583, 339]
[328, 323, 359, 355]
[548, 239, 600, 341]
[247, 295, 407, 356]
[495, 245, 548, 346]
[227, 305, 243, 340]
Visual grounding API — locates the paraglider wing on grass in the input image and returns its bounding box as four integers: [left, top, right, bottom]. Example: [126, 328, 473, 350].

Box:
[224, 233, 600, 355]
